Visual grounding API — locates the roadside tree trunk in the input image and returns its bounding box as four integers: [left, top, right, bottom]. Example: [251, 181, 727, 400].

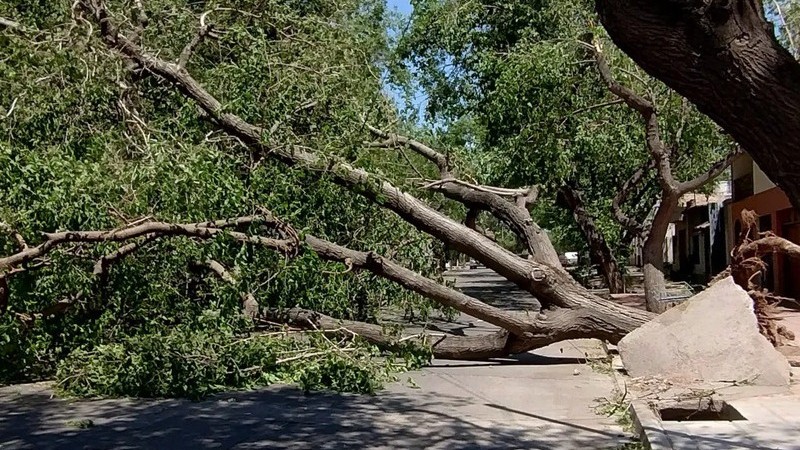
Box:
[559, 185, 626, 294]
[588, 40, 740, 313]
[640, 198, 679, 313]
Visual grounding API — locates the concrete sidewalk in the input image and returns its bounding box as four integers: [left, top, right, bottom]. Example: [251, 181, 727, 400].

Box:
[0, 340, 634, 450]
[0, 268, 635, 449]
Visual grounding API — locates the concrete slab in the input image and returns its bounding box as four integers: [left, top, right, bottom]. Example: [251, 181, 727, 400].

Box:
[0, 269, 634, 449]
[0, 351, 634, 450]
[620, 367, 800, 449]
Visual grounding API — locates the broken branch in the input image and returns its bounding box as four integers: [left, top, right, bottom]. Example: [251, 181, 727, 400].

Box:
[1, 215, 298, 274]
[366, 124, 451, 177]
[177, 10, 216, 69]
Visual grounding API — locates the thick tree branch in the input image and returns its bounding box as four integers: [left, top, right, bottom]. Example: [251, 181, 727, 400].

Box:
[675, 146, 742, 194]
[430, 181, 560, 266]
[612, 160, 654, 235]
[0, 216, 298, 274]
[177, 11, 215, 69]
[259, 307, 523, 359]
[365, 127, 554, 264]
[366, 124, 451, 177]
[77, 3, 548, 294]
[93, 233, 159, 276]
[0, 17, 20, 29]
[261, 303, 646, 359]
[199, 259, 260, 319]
[128, 0, 148, 44]
[588, 40, 678, 193]
[1, 222, 27, 251]
[559, 184, 626, 293]
[304, 235, 536, 337]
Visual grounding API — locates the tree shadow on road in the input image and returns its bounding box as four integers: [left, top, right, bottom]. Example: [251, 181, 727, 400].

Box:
[1, 383, 634, 450]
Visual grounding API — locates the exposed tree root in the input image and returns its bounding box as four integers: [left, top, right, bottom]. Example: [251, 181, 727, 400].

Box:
[715, 210, 800, 346]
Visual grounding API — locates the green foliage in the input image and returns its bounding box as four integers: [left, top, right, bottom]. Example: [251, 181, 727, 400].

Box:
[767, 0, 800, 57]
[0, 0, 441, 396]
[394, 0, 730, 256]
[56, 309, 430, 399]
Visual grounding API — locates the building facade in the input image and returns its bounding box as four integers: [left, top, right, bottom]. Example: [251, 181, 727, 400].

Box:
[668, 183, 731, 284]
[726, 154, 800, 298]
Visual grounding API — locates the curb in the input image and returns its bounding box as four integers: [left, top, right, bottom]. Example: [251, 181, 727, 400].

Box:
[606, 347, 674, 450]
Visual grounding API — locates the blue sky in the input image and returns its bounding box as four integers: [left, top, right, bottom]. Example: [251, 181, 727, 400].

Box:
[387, 0, 413, 15]
[383, 0, 430, 124]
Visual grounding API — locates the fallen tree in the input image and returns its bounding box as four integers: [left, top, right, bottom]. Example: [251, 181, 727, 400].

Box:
[0, 1, 656, 361]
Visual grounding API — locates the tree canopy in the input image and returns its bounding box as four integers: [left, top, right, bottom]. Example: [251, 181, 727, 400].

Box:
[393, 0, 730, 260]
[0, 0, 443, 396]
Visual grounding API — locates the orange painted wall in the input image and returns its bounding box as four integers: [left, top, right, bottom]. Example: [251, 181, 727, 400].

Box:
[729, 187, 797, 297]
[730, 187, 792, 220]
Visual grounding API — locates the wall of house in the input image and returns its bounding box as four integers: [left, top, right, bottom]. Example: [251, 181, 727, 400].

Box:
[731, 154, 752, 181]
[754, 164, 777, 195]
[730, 187, 792, 221]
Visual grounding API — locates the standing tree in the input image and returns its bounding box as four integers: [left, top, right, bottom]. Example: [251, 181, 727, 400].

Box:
[394, 0, 732, 304]
[587, 40, 740, 312]
[595, 0, 800, 210]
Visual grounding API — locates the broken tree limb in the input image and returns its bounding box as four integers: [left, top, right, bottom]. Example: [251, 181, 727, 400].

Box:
[1, 222, 28, 251]
[366, 124, 451, 177]
[77, 1, 654, 353]
[93, 233, 160, 277]
[260, 304, 645, 360]
[198, 259, 260, 320]
[304, 235, 536, 337]
[365, 126, 556, 265]
[1, 214, 299, 275]
[0, 17, 20, 29]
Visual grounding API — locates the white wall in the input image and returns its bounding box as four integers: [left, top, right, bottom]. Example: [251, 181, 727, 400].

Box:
[754, 163, 776, 194]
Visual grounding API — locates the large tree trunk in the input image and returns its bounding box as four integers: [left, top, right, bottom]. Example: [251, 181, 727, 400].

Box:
[641, 198, 678, 313]
[263, 305, 648, 360]
[559, 185, 626, 294]
[596, 0, 800, 210]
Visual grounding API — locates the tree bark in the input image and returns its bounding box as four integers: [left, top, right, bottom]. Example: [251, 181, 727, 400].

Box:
[559, 184, 626, 294]
[261, 305, 646, 360]
[641, 198, 678, 313]
[596, 0, 800, 211]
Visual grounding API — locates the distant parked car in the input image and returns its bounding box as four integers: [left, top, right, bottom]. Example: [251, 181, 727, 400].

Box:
[563, 252, 579, 266]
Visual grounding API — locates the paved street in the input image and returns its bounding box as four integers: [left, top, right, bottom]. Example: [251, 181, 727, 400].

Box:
[0, 268, 633, 449]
